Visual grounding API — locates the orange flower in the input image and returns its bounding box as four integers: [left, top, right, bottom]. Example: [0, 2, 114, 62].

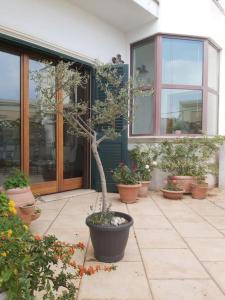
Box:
[77, 242, 85, 250]
[78, 265, 85, 277]
[87, 266, 95, 275]
[34, 235, 42, 241]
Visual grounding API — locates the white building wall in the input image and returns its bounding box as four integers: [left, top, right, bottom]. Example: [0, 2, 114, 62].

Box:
[0, 0, 127, 64]
[126, 0, 225, 134]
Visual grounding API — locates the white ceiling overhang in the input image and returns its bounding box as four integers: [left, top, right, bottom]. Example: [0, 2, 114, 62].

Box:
[72, 0, 159, 32]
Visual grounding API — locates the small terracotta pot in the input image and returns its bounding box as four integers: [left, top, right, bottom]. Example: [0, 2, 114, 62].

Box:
[31, 209, 41, 221]
[6, 187, 35, 208]
[19, 204, 35, 215]
[161, 189, 184, 200]
[138, 181, 151, 197]
[117, 184, 141, 204]
[168, 176, 197, 194]
[191, 183, 208, 199]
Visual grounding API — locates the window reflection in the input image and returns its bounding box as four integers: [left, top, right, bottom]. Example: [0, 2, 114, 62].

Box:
[162, 38, 203, 85]
[0, 51, 20, 185]
[161, 89, 202, 135]
[29, 60, 56, 183]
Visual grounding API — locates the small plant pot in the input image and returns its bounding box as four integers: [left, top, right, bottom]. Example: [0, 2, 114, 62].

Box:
[117, 184, 141, 204]
[168, 176, 197, 194]
[31, 209, 41, 221]
[6, 186, 35, 208]
[161, 189, 184, 200]
[191, 183, 208, 199]
[19, 204, 35, 215]
[138, 181, 151, 197]
[86, 211, 133, 263]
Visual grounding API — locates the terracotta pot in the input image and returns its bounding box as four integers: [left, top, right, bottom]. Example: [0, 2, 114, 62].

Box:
[168, 176, 197, 194]
[161, 189, 184, 200]
[31, 209, 41, 221]
[6, 187, 35, 208]
[191, 183, 208, 199]
[117, 184, 141, 204]
[19, 204, 35, 215]
[138, 181, 151, 197]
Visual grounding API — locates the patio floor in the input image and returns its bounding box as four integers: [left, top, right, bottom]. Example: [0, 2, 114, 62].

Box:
[31, 189, 225, 300]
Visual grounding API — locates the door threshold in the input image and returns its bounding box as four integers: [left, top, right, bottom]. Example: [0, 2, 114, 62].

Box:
[39, 189, 96, 202]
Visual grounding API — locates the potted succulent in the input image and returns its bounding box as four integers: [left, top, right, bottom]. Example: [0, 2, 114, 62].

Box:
[158, 137, 225, 193]
[0, 192, 114, 299]
[32, 60, 152, 262]
[112, 163, 141, 203]
[129, 145, 158, 197]
[161, 181, 184, 200]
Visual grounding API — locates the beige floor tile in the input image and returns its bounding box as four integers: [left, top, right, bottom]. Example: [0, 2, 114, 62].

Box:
[186, 238, 225, 261]
[153, 198, 192, 212]
[172, 222, 223, 238]
[38, 199, 67, 210]
[128, 198, 162, 216]
[142, 249, 209, 279]
[204, 262, 225, 294]
[50, 213, 87, 230]
[204, 215, 225, 229]
[30, 219, 52, 235]
[135, 228, 186, 249]
[185, 202, 225, 216]
[150, 280, 225, 300]
[78, 262, 152, 300]
[133, 215, 172, 229]
[36, 209, 59, 221]
[164, 210, 203, 223]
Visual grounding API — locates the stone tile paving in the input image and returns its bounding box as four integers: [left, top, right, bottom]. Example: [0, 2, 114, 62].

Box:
[31, 189, 225, 300]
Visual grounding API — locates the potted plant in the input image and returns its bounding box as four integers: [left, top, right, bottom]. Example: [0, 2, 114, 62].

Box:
[0, 192, 115, 299]
[191, 177, 208, 199]
[161, 181, 184, 200]
[129, 145, 158, 197]
[4, 168, 36, 207]
[112, 163, 140, 203]
[158, 137, 225, 193]
[32, 60, 152, 262]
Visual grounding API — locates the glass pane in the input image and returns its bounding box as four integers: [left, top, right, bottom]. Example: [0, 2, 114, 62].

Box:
[207, 92, 218, 135]
[0, 51, 20, 185]
[161, 89, 202, 135]
[29, 59, 56, 183]
[208, 44, 219, 91]
[132, 95, 154, 135]
[63, 86, 85, 179]
[162, 38, 203, 85]
[133, 41, 154, 86]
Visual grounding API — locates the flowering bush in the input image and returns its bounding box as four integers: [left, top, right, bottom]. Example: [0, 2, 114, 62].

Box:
[129, 145, 158, 181]
[0, 193, 115, 299]
[112, 163, 140, 185]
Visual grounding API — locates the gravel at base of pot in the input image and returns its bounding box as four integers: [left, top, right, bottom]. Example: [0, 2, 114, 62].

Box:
[86, 211, 133, 263]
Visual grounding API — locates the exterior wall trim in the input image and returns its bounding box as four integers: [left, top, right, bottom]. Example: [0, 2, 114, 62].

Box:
[0, 25, 95, 65]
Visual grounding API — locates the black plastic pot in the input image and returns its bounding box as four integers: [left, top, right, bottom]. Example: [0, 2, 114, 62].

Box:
[86, 211, 133, 263]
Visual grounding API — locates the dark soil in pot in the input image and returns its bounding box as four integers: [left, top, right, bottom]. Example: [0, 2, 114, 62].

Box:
[86, 211, 133, 263]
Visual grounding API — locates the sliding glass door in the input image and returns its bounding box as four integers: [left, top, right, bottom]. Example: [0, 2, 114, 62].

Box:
[0, 46, 90, 195]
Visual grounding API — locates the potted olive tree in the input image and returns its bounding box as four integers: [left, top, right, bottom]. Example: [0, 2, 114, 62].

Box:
[129, 145, 158, 197]
[32, 60, 151, 262]
[158, 137, 225, 194]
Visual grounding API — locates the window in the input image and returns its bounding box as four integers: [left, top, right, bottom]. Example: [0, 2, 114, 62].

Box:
[132, 40, 154, 135]
[131, 35, 220, 136]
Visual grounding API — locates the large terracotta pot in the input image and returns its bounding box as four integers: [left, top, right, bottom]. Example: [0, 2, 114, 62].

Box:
[191, 183, 208, 199]
[168, 176, 197, 194]
[161, 189, 184, 200]
[117, 184, 141, 204]
[138, 181, 151, 197]
[6, 187, 35, 208]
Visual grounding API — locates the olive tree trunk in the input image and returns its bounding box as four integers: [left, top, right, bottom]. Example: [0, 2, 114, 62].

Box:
[91, 134, 107, 212]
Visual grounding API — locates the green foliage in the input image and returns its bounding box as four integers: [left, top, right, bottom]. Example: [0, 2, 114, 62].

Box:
[0, 193, 95, 300]
[129, 145, 158, 181]
[4, 169, 29, 190]
[164, 182, 183, 191]
[112, 163, 140, 185]
[158, 136, 225, 180]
